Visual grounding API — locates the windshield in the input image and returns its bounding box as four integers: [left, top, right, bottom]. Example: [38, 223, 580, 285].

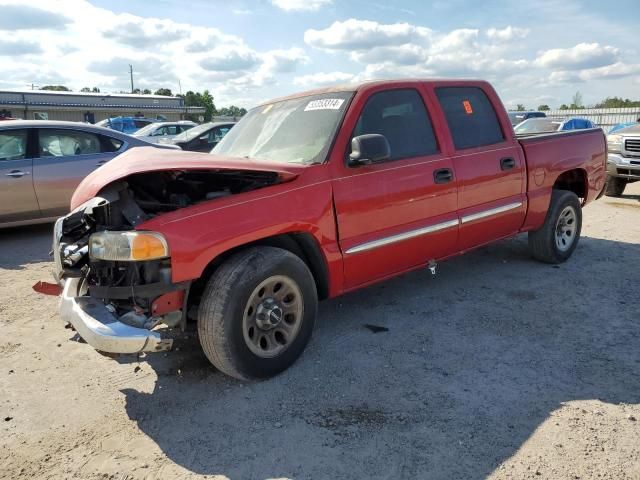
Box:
[133, 123, 158, 136]
[213, 91, 353, 164]
[172, 123, 213, 142]
[508, 112, 525, 126]
[514, 118, 560, 134]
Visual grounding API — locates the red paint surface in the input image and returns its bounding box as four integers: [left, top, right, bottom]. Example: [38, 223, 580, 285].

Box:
[74, 80, 606, 298]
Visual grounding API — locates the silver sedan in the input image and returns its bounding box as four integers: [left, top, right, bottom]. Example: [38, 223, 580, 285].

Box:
[0, 120, 179, 228]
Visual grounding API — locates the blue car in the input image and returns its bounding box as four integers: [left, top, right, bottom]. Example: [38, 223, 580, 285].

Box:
[95, 116, 157, 134]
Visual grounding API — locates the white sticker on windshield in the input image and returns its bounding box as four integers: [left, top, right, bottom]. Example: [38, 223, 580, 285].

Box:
[304, 98, 345, 111]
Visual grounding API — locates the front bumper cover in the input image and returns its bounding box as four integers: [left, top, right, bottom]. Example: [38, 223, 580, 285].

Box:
[607, 153, 640, 179]
[60, 278, 173, 354]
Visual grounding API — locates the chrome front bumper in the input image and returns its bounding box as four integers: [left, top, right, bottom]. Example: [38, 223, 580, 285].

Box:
[60, 278, 173, 354]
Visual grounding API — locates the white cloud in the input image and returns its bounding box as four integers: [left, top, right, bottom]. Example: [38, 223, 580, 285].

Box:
[293, 71, 354, 87]
[271, 0, 332, 12]
[305, 21, 528, 79]
[486, 26, 530, 41]
[535, 42, 619, 70]
[0, 4, 71, 30]
[261, 48, 310, 74]
[102, 16, 190, 47]
[305, 19, 431, 50]
[0, 0, 311, 106]
[548, 62, 640, 84]
[200, 48, 261, 72]
[0, 39, 43, 55]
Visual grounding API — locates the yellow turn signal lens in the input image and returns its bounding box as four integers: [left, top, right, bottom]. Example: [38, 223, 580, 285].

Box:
[131, 234, 169, 260]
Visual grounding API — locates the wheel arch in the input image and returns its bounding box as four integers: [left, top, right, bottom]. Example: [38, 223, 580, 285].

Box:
[552, 168, 588, 202]
[187, 232, 330, 317]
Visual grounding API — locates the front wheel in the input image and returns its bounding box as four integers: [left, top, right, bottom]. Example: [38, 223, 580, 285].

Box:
[198, 247, 318, 380]
[528, 190, 582, 264]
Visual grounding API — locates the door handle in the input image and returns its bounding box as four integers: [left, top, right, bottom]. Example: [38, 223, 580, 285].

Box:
[433, 168, 454, 184]
[500, 157, 516, 170]
[95, 160, 108, 166]
[5, 170, 30, 178]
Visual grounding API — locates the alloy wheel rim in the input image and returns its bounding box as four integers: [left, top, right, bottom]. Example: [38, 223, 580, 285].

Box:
[242, 275, 304, 358]
[555, 205, 577, 252]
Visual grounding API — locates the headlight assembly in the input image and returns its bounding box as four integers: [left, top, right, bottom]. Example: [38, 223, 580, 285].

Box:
[607, 134, 623, 153]
[89, 231, 169, 261]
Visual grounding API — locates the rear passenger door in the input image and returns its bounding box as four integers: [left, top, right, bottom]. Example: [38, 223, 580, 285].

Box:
[434, 86, 526, 251]
[33, 128, 125, 217]
[0, 128, 41, 224]
[332, 87, 458, 289]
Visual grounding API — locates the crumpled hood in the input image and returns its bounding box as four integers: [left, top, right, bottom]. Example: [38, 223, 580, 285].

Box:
[70, 147, 304, 210]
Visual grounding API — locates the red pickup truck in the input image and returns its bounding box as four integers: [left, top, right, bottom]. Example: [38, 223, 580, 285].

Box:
[53, 79, 607, 380]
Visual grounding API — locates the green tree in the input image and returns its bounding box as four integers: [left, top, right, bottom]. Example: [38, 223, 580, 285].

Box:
[142, 88, 151, 95]
[594, 96, 640, 108]
[217, 106, 248, 117]
[80, 87, 101, 93]
[132, 88, 141, 94]
[570, 91, 583, 109]
[201, 90, 216, 121]
[559, 103, 569, 110]
[154, 88, 173, 96]
[80, 87, 91, 92]
[40, 85, 71, 91]
[537, 104, 550, 111]
[516, 104, 526, 111]
[92, 87, 100, 93]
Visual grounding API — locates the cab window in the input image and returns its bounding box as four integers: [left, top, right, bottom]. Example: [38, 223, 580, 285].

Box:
[351, 89, 439, 162]
[38, 129, 101, 157]
[0, 130, 28, 161]
[436, 86, 504, 150]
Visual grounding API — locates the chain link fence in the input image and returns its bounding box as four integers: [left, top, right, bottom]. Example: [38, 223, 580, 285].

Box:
[544, 108, 640, 132]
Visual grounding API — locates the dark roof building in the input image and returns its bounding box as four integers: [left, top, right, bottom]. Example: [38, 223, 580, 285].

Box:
[0, 90, 205, 123]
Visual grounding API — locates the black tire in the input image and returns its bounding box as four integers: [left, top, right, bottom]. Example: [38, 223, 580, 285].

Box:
[197, 246, 317, 380]
[528, 190, 582, 264]
[604, 176, 626, 197]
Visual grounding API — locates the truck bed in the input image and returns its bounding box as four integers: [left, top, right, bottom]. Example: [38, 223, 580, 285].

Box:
[517, 128, 607, 232]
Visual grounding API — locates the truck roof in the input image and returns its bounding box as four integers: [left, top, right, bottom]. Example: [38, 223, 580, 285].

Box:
[258, 78, 488, 107]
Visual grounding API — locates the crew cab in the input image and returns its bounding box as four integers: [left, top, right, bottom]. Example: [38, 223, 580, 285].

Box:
[52, 79, 607, 380]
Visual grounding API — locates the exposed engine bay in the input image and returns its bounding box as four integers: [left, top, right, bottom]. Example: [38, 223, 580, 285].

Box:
[53, 169, 283, 332]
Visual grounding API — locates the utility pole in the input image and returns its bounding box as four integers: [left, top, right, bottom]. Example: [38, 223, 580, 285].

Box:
[129, 64, 134, 93]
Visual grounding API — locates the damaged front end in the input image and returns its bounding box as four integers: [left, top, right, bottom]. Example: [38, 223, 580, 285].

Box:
[52, 168, 284, 354]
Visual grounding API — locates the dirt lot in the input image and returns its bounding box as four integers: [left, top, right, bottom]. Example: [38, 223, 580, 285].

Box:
[1, 185, 639, 480]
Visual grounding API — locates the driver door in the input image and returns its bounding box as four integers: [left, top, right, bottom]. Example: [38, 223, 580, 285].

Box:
[331, 87, 459, 289]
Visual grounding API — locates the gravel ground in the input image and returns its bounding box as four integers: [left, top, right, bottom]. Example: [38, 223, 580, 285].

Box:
[1, 184, 639, 480]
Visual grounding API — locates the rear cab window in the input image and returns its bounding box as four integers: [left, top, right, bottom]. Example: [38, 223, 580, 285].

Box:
[435, 86, 504, 150]
[350, 88, 439, 162]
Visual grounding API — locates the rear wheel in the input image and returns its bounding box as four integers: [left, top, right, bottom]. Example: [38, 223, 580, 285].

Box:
[605, 176, 626, 197]
[528, 190, 582, 264]
[197, 247, 317, 380]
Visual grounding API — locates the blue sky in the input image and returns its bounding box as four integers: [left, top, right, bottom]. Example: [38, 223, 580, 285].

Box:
[1, 0, 639, 109]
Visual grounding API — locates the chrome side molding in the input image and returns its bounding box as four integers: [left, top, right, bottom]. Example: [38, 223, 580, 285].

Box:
[345, 200, 523, 255]
[460, 201, 522, 224]
[345, 218, 459, 254]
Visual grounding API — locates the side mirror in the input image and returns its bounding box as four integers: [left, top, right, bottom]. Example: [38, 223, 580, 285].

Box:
[348, 134, 390, 166]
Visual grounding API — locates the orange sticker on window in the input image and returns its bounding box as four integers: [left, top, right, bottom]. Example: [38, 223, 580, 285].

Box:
[463, 100, 473, 114]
